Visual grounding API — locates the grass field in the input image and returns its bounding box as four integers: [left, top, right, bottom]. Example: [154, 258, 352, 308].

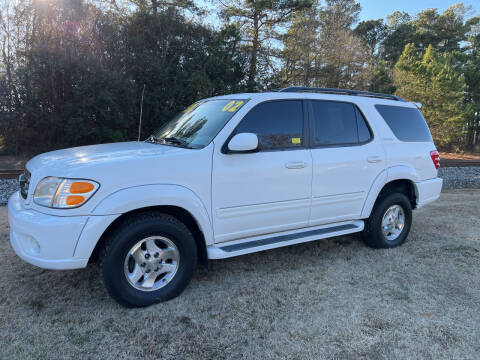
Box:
[0, 190, 479, 359]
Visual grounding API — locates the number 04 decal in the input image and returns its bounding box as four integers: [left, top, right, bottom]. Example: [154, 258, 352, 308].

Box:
[222, 100, 244, 113]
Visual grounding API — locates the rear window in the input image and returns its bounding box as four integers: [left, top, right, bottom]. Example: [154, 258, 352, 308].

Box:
[375, 105, 432, 142]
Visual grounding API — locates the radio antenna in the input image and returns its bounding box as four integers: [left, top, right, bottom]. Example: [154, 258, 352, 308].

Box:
[137, 84, 146, 141]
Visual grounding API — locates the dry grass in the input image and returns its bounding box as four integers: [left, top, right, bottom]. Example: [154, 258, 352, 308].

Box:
[0, 190, 479, 359]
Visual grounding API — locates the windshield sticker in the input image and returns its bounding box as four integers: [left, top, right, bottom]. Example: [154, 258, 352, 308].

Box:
[183, 102, 201, 113]
[222, 100, 245, 113]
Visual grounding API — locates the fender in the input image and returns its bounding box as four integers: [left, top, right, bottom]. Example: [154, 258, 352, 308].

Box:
[73, 184, 214, 260]
[361, 165, 420, 218]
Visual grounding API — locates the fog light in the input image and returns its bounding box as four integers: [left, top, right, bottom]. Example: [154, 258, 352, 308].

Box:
[24, 235, 40, 255]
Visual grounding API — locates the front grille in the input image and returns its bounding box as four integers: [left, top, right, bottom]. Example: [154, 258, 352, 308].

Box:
[19, 169, 31, 200]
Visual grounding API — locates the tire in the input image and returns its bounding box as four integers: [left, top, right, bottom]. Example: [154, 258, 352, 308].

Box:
[361, 192, 412, 249]
[100, 212, 197, 308]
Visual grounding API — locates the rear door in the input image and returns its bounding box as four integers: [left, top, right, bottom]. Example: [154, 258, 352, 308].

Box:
[308, 100, 385, 226]
[375, 104, 438, 181]
[212, 100, 312, 243]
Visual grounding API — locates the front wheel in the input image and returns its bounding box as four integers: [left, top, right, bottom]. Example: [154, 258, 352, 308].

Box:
[361, 192, 412, 249]
[100, 212, 197, 307]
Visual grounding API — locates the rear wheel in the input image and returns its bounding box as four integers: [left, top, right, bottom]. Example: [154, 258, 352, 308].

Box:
[361, 192, 412, 248]
[100, 212, 197, 307]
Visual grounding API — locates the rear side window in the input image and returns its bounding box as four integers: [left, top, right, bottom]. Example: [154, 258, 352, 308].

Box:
[356, 108, 372, 143]
[310, 101, 372, 146]
[375, 105, 432, 142]
[235, 100, 304, 150]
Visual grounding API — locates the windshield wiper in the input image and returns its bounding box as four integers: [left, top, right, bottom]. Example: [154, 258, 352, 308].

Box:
[162, 137, 191, 148]
[145, 135, 161, 144]
[146, 135, 197, 148]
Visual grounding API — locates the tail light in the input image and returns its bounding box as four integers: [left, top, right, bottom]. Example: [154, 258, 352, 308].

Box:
[430, 150, 440, 170]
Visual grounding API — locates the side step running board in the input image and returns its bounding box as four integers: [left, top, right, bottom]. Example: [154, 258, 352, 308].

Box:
[207, 220, 364, 259]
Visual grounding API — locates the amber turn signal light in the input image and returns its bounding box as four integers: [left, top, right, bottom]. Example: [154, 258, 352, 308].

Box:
[70, 182, 95, 194]
[66, 195, 85, 206]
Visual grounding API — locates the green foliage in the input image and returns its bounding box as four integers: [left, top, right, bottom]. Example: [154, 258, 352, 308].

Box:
[369, 61, 395, 94]
[219, 0, 314, 91]
[0, 0, 479, 154]
[462, 16, 480, 148]
[129, 0, 198, 13]
[320, 0, 361, 29]
[0, 1, 246, 155]
[280, 4, 320, 86]
[122, 9, 245, 137]
[394, 44, 469, 150]
[383, 7, 480, 150]
[281, 0, 371, 89]
[353, 19, 386, 56]
[382, 4, 472, 64]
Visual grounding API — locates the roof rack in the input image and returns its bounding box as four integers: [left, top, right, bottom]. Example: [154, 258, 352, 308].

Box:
[279, 87, 405, 102]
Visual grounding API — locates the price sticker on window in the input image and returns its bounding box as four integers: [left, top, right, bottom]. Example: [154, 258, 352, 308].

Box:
[292, 138, 301, 144]
[184, 102, 200, 113]
[222, 100, 245, 113]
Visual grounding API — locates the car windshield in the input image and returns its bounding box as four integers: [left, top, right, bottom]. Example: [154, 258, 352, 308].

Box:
[148, 99, 248, 149]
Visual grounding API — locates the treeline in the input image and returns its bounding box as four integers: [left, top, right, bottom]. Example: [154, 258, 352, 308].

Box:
[0, 0, 479, 155]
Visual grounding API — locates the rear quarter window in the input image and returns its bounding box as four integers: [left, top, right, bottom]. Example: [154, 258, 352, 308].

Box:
[375, 105, 432, 142]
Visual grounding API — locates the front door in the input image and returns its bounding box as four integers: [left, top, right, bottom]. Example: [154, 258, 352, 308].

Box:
[212, 100, 312, 243]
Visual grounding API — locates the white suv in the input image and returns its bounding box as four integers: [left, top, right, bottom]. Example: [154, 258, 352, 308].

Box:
[8, 87, 443, 307]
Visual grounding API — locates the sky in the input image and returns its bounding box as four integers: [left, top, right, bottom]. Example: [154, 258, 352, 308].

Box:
[357, 0, 479, 21]
[199, 0, 479, 27]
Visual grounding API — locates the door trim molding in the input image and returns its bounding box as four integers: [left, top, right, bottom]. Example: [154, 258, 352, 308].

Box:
[216, 198, 310, 219]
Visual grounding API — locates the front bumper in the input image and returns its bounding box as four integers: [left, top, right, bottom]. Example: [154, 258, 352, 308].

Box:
[415, 177, 443, 208]
[8, 191, 89, 269]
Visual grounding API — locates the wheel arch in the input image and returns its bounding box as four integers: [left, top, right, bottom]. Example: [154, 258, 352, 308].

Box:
[74, 184, 213, 268]
[89, 205, 209, 268]
[361, 166, 419, 218]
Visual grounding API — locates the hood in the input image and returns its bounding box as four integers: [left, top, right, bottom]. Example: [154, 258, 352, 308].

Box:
[22, 140, 214, 216]
[27, 141, 189, 177]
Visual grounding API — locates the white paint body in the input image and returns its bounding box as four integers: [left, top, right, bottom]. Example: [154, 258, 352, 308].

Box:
[8, 92, 443, 270]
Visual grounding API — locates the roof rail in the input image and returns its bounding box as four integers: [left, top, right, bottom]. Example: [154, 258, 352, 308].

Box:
[279, 87, 405, 102]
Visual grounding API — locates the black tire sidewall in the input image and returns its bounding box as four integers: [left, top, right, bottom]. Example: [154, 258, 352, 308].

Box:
[102, 215, 197, 307]
[365, 193, 412, 248]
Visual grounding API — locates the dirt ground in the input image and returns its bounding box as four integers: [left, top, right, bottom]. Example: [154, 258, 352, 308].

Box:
[0, 190, 479, 360]
[0, 155, 27, 170]
[440, 152, 480, 160]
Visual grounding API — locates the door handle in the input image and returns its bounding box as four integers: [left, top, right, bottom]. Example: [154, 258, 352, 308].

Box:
[285, 161, 307, 169]
[367, 156, 382, 163]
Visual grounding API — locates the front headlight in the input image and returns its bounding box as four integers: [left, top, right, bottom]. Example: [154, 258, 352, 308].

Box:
[33, 177, 99, 208]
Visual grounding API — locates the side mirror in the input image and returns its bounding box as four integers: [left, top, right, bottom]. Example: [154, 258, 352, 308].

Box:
[227, 133, 259, 153]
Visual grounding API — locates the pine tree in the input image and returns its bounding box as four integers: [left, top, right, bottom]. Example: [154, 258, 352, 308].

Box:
[394, 44, 468, 150]
[280, 0, 371, 89]
[281, 4, 320, 86]
[218, 0, 314, 91]
[369, 60, 395, 94]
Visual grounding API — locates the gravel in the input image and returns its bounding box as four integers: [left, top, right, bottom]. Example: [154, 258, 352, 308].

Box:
[438, 167, 480, 189]
[1, 167, 479, 205]
[0, 179, 18, 205]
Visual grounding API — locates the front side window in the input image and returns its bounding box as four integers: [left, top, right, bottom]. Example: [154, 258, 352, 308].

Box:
[235, 100, 304, 150]
[310, 101, 372, 146]
[149, 99, 247, 148]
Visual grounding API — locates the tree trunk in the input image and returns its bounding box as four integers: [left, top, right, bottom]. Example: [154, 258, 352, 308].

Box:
[248, 11, 259, 91]
[152, 0, 158, 13]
